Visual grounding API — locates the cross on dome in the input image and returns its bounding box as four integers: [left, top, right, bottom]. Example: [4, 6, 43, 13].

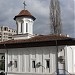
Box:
[23, 1, 26, 10]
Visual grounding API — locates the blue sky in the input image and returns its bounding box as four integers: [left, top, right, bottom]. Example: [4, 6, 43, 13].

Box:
[0, 0, 75, 37]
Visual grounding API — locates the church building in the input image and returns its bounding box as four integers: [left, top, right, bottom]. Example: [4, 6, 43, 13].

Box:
[0, 2, 75, 75]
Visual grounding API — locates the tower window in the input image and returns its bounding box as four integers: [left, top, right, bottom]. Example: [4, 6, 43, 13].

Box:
[46, 60, 50, 68]
[32, 61, 35, 68]
[21, 23, 22, 33]
[26, 23, 28, 32]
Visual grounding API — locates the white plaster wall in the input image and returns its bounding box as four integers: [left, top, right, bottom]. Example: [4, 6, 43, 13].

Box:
[58, 46, 65, 74]
[28, 22, 33, 34]
[73, 46, 75, 73]
[23, 18, 33, 34]
[16, 17, 34, 35]
[2, 45, 75, 75]
[66, 46, 75, 74]
[17, 22, 21, 34]
[7, 73, 52, 75]
[7, 46, 57, 74]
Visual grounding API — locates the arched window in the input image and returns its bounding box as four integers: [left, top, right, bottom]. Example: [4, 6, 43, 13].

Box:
[1, 56, 5, 60]
[32, 60, 35, 68]
[21, 22, 22, 33]
[26, 23, 28, 32]
[4, 27, 8, 31]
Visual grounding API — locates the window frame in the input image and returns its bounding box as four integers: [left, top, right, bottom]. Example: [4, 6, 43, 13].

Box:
[0, 53, 5, 71]
[26, 23, 28, 33]
[46, 59, 50, 68]
[21, 22, 22, 33]
[32, 60, 36, 68]
[14, 60, 17, 68]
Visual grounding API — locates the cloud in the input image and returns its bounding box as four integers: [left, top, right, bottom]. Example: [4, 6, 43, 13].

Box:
[60, 0, 75, 37]
[0, 0, 74, 37]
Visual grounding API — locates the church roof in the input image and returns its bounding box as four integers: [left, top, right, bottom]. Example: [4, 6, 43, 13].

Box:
[0, 34, 75, 49]
[14, 10, 36, 20]
[0, 34, 70, 43]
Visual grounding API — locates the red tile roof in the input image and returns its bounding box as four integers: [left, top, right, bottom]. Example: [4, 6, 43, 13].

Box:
[14, 10, 36, 20]
[0, 34, 73, 44]
[0, 34, 75, 49]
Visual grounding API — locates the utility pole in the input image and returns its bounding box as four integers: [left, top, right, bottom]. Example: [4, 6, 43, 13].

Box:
[50, 0, 62, 34]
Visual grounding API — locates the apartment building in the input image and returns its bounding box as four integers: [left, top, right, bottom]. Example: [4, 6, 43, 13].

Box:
[0, 26, 16, 42]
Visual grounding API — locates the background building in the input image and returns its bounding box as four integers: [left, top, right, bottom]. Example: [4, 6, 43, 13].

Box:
[0, 26, 16, 42]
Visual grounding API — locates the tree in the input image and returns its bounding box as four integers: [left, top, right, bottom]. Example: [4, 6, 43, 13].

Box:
[50, 0, 62, 34]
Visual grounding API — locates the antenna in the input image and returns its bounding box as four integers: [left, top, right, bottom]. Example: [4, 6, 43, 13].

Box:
[23, 1, 26, 10]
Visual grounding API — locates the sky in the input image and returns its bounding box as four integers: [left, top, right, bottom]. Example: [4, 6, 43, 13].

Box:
[0, 0, 75, 37]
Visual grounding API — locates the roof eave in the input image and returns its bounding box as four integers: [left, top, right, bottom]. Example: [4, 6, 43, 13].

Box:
[14, 15, 36, 21]
[0, 39, 75, 49]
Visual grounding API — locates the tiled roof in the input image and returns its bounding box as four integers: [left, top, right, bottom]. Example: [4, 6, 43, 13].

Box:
[0, 34, 73, 44]
[14, 10, 36, 20]
[0, 34, 75, 49]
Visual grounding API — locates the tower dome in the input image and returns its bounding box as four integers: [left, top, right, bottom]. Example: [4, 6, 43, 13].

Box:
[14, 9, 36, 35]
[14, 10, 36, 21]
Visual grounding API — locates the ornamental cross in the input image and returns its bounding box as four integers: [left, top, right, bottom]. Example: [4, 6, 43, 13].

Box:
[23, 1, 26, 10]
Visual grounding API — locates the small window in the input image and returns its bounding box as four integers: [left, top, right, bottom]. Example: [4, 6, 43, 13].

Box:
[21, 23, 22, 32]
[1, 27, 3, 31]
[26, 23, 28, 32]
[46, 60, 50, 68]
[9, 30, 10, 32]
[14, 60, 17, 68]
[32, 61, 35, 68]
[4, 27, 8, 31]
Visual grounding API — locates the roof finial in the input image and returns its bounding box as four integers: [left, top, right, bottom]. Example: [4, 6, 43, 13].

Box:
[23, 1, 26, 10]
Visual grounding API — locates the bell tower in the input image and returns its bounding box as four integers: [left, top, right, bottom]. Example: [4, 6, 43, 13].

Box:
[14, 1, 36, 35]
[13, 1, 36, 40]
